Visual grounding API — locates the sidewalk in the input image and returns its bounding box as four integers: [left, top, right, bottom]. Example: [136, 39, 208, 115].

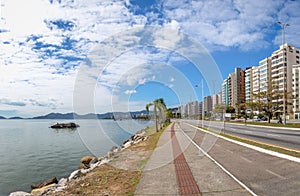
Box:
[135, 122, 250, 195]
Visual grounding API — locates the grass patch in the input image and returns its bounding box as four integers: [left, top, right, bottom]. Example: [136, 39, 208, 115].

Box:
[198, 126, 300, 158]
[230, 121, 300, 128]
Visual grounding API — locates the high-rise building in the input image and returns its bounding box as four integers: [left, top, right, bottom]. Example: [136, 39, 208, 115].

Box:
[230, 68, 245, 107]
[221, 78, 229, 105]
[203, 96, 212, 114]
[252, 66, 260, 96]
[245, 67, 253, 102]
[259, 57, 271, 93]
[212, 94, 219, 110]
[292, 64, 300, 119]
[271, 43, 300, 118]
[221, 67, 245, 108]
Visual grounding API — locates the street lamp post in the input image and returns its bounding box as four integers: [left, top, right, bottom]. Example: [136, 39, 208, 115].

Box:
[277, 21, 290, 125]
[195, 80, 204, 128]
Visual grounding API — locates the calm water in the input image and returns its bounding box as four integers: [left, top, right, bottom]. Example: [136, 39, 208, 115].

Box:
[0, 119, 152, 196]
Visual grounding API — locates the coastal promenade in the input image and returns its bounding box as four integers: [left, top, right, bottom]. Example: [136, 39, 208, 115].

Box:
[135, 121, 250, 195]
[136, 120, 300, 195]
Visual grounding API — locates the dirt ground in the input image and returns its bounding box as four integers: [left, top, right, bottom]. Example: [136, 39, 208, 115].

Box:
[47, 126, 161, 196]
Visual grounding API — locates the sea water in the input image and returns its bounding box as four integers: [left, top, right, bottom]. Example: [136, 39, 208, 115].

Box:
[0, 119, 152, 195]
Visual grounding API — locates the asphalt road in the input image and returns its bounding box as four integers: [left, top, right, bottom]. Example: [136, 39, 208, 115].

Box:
[183, 119, 300, 151]
[177, 121, 300, 195]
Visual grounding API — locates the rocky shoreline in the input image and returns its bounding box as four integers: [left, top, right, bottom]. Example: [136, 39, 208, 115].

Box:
[9, 128, 148, 196]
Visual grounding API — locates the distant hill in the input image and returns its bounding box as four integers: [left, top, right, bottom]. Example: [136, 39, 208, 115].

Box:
[32, 113, 75, 119]
[0, 109, 171, 120]
[30, 110, 150, 119]
[8, 117, 23, 119]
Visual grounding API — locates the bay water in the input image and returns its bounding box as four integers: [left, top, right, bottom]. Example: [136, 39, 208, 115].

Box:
[0, 119, 152, 195]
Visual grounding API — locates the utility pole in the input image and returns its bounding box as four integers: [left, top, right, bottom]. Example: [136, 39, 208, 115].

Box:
[277, 21, 290, 125]
[195, 79, 204, 127]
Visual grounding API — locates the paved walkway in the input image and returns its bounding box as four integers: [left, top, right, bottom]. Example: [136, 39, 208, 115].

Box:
[135, 121, 250, 195]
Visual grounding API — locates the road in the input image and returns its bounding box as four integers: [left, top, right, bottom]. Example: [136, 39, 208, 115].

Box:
[183, 120, 300, 151]
[176, 120, 300, 195]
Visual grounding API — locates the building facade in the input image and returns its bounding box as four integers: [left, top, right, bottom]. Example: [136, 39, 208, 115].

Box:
[245, 67, 253, 102]
[270, 43, 300, 119]
[292, 64, 300, 119]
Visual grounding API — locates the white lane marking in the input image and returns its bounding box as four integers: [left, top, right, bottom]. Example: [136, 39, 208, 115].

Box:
[241, 156, 253, 163]
[186, 123, 300, 163]
[226, 149, 234, 154]
[244, 130, 253, 134]
[265, 169, 286, 180]
[215, 144, 221, 147]
[176, 123, 257, 196]
[266, 133, 280, 137]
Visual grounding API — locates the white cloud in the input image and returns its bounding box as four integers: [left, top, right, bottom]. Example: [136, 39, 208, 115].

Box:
[162, 0, 298, 50]
[124, 89, 137, 95]
[1, 0, 300, 117]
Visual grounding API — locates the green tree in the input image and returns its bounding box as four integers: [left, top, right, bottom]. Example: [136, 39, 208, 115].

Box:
[212, 104, 226, 120]
[146, 98, 167, 132]
[252, 80, 290, 123]
[226, 106, 235, 113]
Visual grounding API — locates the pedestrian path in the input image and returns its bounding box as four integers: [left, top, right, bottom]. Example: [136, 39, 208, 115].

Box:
[171, 123, 201, 195]
[135, 121, 250, 195]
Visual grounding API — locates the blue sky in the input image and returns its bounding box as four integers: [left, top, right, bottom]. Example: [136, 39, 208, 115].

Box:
[1, 0, 300, 117]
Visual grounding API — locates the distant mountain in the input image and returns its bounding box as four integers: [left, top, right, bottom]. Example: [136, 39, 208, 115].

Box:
[0, 116, 6, 119]
[32, 113, 75, 119]
[8, 117, 23, 119]
[30, 110, 149, 119]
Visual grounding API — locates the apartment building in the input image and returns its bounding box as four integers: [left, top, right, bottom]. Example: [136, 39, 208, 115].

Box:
[252, 66, 260, 96]
[245, 66, 259, 102]
[292, 64, 300, 119]
[180, 101, 199, 118]
[221, 78, 229, 105]
[203, 96, 212, 114]
[259, 57, 271, 93]
[221, 67, 245, 108]
[245, 67, 253, 102]
[212, 94, 219, 110]
[271, 43, 300, 118]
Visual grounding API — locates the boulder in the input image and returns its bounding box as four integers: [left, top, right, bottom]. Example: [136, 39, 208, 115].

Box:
[9, 191, 32, 196]
[80, 156, 96, 165]
[89, 157, 98, 166]
[110, 146, 118, 153]
[31, 176, 58, 190]
[97, 157, 104, 162]
[57, 178, 68, 187]
[106, 151, 113, 159]
[68, 170, 81, 181]
[78, 163, 89, 170]
[31, 184, 56, 195]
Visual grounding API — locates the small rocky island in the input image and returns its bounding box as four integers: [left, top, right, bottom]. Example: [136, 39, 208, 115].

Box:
[50, 122, 79, 129]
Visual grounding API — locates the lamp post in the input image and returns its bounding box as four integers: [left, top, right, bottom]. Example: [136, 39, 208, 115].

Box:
[277, 21, 290, 125]
[195, 79, 204, 128]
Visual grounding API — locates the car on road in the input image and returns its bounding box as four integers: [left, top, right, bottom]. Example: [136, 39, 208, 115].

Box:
[252, 116, 260, 122]
[260, 117, 268, 121]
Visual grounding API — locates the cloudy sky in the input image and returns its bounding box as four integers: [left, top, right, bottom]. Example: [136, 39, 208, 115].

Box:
[1, 0, 300, 117]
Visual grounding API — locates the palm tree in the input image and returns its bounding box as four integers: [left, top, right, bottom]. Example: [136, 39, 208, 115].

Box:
[146, 98, 167, 132]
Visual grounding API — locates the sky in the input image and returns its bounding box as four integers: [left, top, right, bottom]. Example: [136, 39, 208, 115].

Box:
[1, 0, 300, 118]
